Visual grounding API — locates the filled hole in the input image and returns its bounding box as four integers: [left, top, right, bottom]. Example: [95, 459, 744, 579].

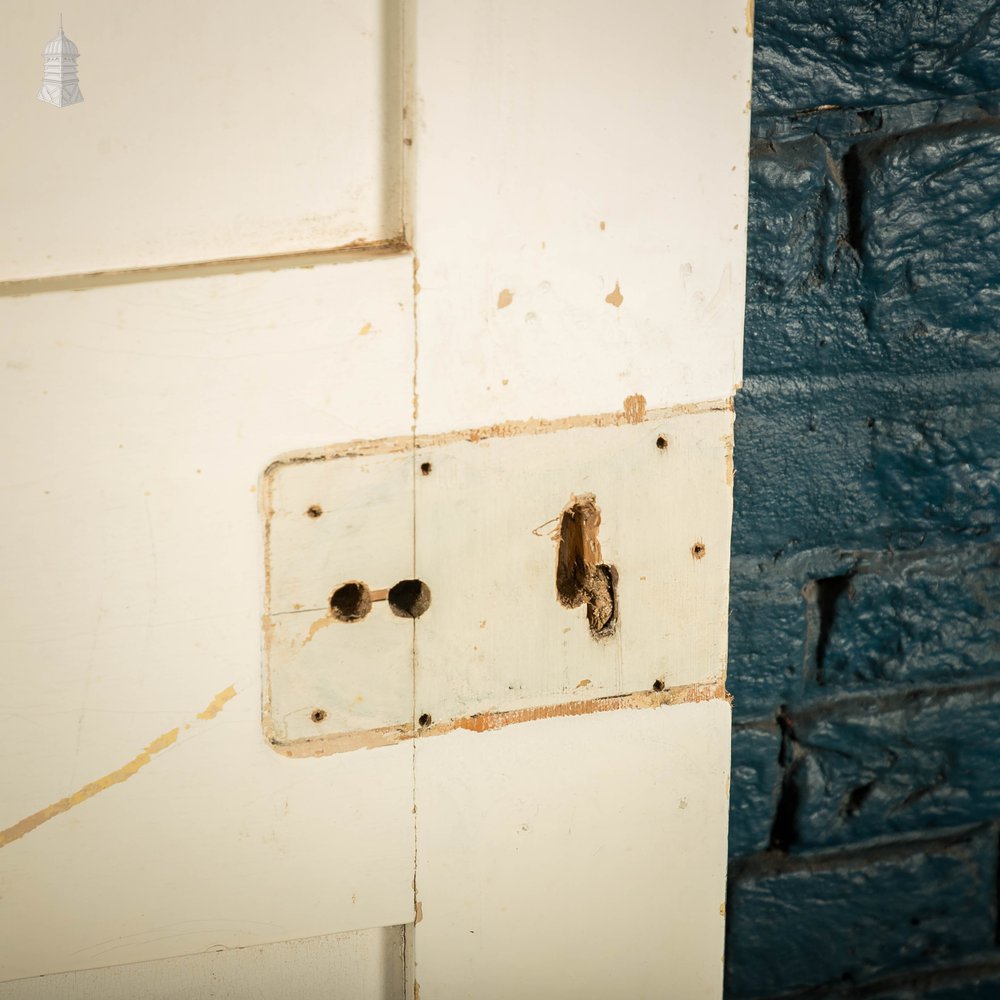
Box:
[330, 581, 372, 622]
[388, 579, 432, 619]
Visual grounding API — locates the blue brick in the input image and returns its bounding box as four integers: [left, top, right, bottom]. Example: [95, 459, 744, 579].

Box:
[729, 726, 782, 857]
[728, 545, 1000, 721]
[725, 829, 998, 998]
[859, 122, 1000, 373]
[779, 961, 1000, 998]
[910, 971, 1000, 999]
[753, 0, 1000, 115]
[727, 566, 806, 721]
[869, 400, 1000, 544]
[786, 685, 1000, 852]
[904, 969, 1000, 1000]
[732, 377, 880, 555]
[807, 548, 1000, 696]
[743, 137, 870, 380]
[732, 372, 1000, 556]
[745, 121, 1000, 381]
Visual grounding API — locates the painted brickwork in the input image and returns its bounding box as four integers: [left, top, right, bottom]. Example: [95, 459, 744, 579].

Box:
[726, 2, 1000, 996]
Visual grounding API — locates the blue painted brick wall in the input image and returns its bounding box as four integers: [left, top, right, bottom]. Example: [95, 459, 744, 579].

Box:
[726, 1, 1000, 996]
[727, 828, 998, 998]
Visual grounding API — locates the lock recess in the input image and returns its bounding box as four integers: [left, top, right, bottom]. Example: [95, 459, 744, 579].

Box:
[262, 406, 732, 756]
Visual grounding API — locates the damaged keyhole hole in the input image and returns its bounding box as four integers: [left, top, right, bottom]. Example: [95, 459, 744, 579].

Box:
[330, 581, 373, 622]
[555, 494, 618, 638]
[388, 579, 432, 619]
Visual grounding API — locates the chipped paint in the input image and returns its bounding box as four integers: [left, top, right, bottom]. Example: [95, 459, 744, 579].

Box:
[497, 288, 513, 309]
[415, 901, 424, 924]
[623, 393, 647, 424]
[605, 280, 624, 308]
[745, 0, 754, 36]
[441, 681, 727, 735]
[358, 322, 372, 336]
[723, 432, 735, 486]
[269, 721, 415, 757]
[268, 682, 728, 758]
[0, 730, 179, 848]
[267, 682, 728, 757]
[261, 398, 732, 478]
[302, 613, 336, 647]
[197, 684, 237, 720]
[0, 684, 238, 848]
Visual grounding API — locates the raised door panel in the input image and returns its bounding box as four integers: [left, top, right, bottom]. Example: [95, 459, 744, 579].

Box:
[0, 254, 416, 981]
[0, 1, 403, 281]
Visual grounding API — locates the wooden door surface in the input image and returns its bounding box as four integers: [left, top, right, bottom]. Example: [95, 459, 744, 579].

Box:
[0, 3, 752, 997]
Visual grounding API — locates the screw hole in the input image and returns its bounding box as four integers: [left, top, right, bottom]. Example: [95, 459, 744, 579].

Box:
[418, 713, 432, 728]
[691, 542, 707, 560]
[388, 579, 432, 619]
[420, 462, 432, 476]
[306, 505, 323, 518]
[656, 436, 668, 450]
[652, 679, 664, 692]
[311, 709, 327, 723]
[330, 581, 373, 622]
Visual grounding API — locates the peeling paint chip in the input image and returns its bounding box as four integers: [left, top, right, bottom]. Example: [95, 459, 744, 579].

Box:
[623, 394, 647, 424]
[605, 281, 623, 308]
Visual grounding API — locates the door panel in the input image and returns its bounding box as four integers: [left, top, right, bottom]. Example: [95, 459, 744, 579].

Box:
[0, 255, 416, 981]
[0, 0, 403, 281]
[413, 702, 731, 1000]
[407, 3, 751, 995]
[410, 0, 751, 434]
[0, 0, 752, 994]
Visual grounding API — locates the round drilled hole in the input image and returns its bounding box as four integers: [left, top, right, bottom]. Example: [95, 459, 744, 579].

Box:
[420, 462, 432, 476]
[691, 542, 707, 560]
[306, 505, 323, 518]
[656, 436, 668, 450]
[330, 581, 373, 622]
[311, 709, 327, 723]
[388, 579, 432, 619]
[652, 679, 664, 692]
[418, 713, 432, 728]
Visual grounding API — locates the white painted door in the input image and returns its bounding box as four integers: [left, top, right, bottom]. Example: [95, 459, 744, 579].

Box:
[0, 2, 752, 997]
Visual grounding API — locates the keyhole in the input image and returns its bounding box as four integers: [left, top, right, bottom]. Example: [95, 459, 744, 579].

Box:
[555, 494, 618, 638]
